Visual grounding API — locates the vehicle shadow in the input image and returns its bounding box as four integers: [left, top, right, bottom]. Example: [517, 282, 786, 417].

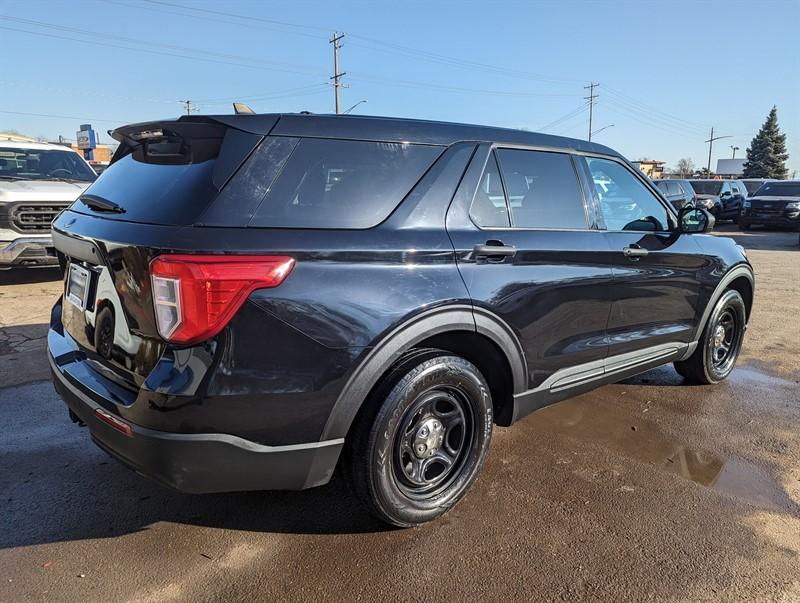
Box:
[0, 267, 62, 285]
[712, 224, 799, 251]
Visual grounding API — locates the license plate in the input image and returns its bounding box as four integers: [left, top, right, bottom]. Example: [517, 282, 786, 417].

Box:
[66, 263, 91, 311]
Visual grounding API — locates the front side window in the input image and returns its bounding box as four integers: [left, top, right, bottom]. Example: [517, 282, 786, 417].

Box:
[495, 148, 587, 229]
[250, 138, 442, 229]
[585, 157, 671, 232]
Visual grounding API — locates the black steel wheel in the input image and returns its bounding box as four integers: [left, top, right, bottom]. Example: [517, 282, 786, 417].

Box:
[344, 349, 493, 527]
[675, 289, 746, 384]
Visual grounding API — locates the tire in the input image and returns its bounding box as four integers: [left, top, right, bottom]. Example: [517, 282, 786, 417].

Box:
[344, 349, 493, 527]
[674, 289, 746, 384]
[739, 220, 751, 231]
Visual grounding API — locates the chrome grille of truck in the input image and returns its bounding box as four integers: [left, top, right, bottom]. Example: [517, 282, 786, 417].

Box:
[11, 203, 70, 232]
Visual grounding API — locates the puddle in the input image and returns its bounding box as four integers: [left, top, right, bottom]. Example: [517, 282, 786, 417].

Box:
[528, 395, 794, 513]
[726, 366, 797, 388]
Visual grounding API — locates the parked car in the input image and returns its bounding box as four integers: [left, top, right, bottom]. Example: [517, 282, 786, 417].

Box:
[688, 179, 747, 221]
[653, 179, 697, 210]
[738, 180, 800, 231]
[0, 140, 96, 268]
[741, 178, 773, 197]
[48, 113, 754, 527]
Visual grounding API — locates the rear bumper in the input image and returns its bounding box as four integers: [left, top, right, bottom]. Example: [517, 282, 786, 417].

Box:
[49, 349, 344, 493]
[0, 236, 58, 267]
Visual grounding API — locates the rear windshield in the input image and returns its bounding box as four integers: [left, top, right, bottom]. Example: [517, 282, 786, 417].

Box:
[689, 181, 722, 195]
[249, 138, 442, 229]
[70, 121, 260, 225]
[753, 182, 800, 197]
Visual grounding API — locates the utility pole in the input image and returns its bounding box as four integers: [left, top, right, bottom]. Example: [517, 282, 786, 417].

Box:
[730, 145, 739, 158]
[180, 100, 196, 115]
[704, 127, 732, 176]
[584, 82, 599, 141]
[330, 32, 347, 114]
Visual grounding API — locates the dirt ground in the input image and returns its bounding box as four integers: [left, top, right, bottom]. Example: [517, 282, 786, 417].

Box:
[1, 225, 798, 602]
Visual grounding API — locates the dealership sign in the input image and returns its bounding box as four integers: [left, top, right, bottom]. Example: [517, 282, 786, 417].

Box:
[76, 124, 97, 160]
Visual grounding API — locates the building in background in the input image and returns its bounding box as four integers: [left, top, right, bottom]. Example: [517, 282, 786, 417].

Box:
[632, 159, 666, 179]
[716, 158, 746, 178]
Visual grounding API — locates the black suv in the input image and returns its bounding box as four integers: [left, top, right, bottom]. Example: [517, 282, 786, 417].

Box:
[688, 179, 747, 221]
[653, 179, 697, 210]
[738, 180, 800, 231]
[48, 114, 754, 526]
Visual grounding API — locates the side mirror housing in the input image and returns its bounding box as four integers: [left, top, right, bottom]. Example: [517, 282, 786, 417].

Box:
[679, 206, 714, 234]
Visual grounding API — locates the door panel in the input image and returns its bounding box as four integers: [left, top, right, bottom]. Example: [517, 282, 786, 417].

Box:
[447, 146, 615, 389]
[576, 155, 705, 357]
[602, 231, 706, 355]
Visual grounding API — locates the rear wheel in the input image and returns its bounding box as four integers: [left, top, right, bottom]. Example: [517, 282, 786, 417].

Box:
[674, 289, 746, 384]
[738, 220, 751, 231]
[344, 350, 493, 527]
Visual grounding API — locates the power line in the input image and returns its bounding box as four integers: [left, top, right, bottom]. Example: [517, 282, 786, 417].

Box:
[538, 103, 589, 132]
[584, 82, 598, 141]
[0, 109, 123, 124]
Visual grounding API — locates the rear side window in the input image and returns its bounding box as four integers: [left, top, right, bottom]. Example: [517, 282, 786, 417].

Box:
[249, 138, 442, 229]
[495, 148, 587, 229]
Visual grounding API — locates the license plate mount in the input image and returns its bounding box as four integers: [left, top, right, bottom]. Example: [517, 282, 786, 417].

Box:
[66, 263, 92, 311]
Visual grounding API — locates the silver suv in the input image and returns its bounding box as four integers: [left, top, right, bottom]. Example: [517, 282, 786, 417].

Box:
[0, 139, 96, 269]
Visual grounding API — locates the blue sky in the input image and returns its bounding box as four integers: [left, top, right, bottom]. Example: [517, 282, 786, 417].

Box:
[1, 0, 798, 174]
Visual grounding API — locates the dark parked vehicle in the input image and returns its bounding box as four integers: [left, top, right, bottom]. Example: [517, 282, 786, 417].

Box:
[653, 179, 697, 210]
[688, 179, 747, 221]
[48, 114, 754, 526]
[741, 178, 773, 197]
[738, 180, 800, 231]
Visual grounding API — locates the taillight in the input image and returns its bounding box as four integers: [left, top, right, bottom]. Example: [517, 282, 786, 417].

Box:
[150, 254, 294, 344]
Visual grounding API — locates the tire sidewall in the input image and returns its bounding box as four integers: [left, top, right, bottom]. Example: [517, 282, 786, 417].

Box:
[368, 356, 493, 526]
[701, 289, 746, 383]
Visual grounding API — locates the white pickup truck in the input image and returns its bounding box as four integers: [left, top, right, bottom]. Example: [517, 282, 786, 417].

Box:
[0, 140, 96, 269]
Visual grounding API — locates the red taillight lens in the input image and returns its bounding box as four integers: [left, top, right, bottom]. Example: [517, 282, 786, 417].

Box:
[150, 254, 294, 344]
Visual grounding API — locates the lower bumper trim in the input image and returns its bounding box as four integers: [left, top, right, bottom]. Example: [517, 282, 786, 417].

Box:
[50, 352, 344, 493]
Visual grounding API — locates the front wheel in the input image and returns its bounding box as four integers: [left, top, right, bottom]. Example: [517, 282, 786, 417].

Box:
[344, 350, 493, 527]
[674, 289, 746, 384]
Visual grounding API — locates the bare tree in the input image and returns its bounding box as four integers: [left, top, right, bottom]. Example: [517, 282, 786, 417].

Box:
[673, 158, 695, 178]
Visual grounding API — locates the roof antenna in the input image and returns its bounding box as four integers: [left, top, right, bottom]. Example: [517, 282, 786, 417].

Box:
[232, 102, 255, 115]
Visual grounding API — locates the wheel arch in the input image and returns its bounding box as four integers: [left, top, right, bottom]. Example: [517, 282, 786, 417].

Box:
[691, 263, 754, 343]
[320, 304, 527, 440]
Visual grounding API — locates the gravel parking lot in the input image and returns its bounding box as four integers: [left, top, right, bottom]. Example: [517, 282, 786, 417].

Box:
[1, 225, 798, 602]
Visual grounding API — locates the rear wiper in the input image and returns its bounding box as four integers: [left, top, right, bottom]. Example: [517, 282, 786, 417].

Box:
[80, 194, 125, 214]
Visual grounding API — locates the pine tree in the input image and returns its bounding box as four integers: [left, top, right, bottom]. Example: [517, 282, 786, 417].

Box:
[742, 106, 789, 179]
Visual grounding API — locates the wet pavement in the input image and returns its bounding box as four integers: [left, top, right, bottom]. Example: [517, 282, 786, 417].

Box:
[1, 226, 798, 602]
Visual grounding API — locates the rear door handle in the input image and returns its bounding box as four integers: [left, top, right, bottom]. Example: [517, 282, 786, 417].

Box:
[623, 245, 649, 260]
[473, 243, 516, 260]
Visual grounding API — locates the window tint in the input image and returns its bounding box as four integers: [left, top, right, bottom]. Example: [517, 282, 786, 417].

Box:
[731, 184, 740, 194]
[585, 157, 671, 232]
[495, 149, 587, 229]
[250, 138, 442, 229]
[655, 180, 668, 192]
[665, 181, 678, 195]
[470, 153, 510, 228]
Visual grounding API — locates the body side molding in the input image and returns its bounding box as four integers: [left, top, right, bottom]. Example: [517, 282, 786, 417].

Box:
[320, 304, 527, 440]
[511, 341, 689, 422]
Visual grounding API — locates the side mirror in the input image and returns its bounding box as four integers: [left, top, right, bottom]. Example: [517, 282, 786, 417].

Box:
[679, 206, 714, 234]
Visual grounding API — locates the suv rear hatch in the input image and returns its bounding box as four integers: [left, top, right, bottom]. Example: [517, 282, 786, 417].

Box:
[53, 116, 277, 389]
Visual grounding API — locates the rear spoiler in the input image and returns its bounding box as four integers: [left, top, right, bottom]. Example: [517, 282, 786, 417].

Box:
[110, 115, 280, 191]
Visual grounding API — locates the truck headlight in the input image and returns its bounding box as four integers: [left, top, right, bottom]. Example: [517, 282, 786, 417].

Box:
[786, 201, 800, 210]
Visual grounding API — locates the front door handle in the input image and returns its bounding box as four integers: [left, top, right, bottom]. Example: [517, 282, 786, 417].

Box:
[473, 242, 516, 261]
[623, 244, 649, 260]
